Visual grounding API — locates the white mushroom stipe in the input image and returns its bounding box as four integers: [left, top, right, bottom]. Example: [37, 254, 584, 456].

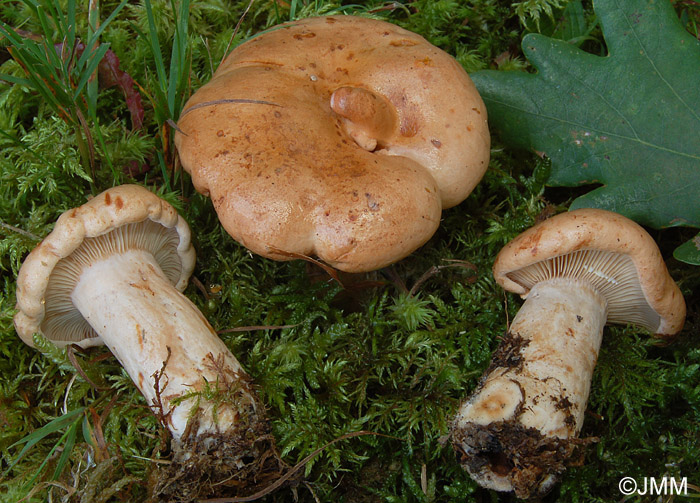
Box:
[71, 249, 250, 442]
[14, 185, 288, 502]
[452, 278, 606, 495]
[450, 208, 686, 499]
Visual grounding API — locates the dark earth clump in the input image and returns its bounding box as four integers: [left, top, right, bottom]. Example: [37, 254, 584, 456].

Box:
[150, 407, 291, 503]
[451, 420, 596, 499]
[486, 331, 529, 374]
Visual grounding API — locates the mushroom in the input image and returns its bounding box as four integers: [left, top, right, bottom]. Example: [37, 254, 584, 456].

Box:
[449, 209, 686, 498]
[175, 15, 490, 272]
[14, 185, 284, 501]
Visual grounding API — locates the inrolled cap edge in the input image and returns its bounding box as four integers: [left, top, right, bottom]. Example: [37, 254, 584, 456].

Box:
[492, 209, 685, 336]
[14, 185, 196, 348]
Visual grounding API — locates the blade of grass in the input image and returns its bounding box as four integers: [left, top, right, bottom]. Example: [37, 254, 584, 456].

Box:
[156, 150, 171, 191]
[5, 407, 86, 473]
[64, 0, 77, 47]
[166, 0, 190, 119]
[143, 0, 168, 102]
[71, 43, 108, 100]
[1, 49, 68, 114]
[76, 0, 128, 72]
[52, 418, 80, 480]
[20, 420, 77, 488]
[0, 24, 71, 114]
[86, 0, 100, 119]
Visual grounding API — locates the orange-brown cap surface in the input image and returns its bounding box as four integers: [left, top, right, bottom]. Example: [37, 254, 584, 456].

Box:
[493, 209, 685, 335]
[175, 15, 490, 272]
[14, 185, 195, 348]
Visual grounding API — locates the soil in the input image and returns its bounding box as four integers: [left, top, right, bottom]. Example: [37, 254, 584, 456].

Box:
[150, 406, 292, 502]
[451, 419, 595, 499]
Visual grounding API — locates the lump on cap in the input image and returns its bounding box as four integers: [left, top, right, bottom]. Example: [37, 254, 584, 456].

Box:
[175, 15, 490, 272]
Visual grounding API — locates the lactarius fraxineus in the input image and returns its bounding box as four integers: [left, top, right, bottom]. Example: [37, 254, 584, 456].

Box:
[175, 15, 490, 272]
[450, 209, 685, 498]
[14, 185, 284, 502]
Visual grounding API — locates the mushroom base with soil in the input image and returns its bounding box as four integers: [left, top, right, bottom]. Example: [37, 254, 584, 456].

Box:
[51, 222, 286, 501]
[152, 405, 286, 502]
[450, 278, 605, 498]
[448, 209, 686, 498]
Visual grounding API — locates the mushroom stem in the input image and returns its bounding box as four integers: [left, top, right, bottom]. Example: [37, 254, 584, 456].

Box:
[451, 277, 607, 497]
[71, 248, 253, 441]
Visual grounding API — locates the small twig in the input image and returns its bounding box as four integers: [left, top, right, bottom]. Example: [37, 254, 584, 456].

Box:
[409, 259, 478, 297]
[686, 482, 700, 494]
[19, 480, 76, 502]
[151, 347, 173, 427]
[218, 324, 299, 334]
[0, 220, 41, 240]
[198, 430, 404, 503]
[131, 454, 172, 464]
[180, 99, 282, 118]
[166, 118, 186, 136]
[201, 35, 215, 77]
[66, 344, 109, 391]
[368, 1, 410, 15]
[268, 247, 344, 288]
[220, 0, 256, 68]
[382, 267, 409, 295]
[92, 396, 119, 462]
[303, 482, 320, 503]
[63, 374, 78, 415]
[190, 275, 210, 301]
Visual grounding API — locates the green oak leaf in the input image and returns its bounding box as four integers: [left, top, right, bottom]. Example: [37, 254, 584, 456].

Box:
[674, 232, 700, 265]
[470, 0, 700, 261]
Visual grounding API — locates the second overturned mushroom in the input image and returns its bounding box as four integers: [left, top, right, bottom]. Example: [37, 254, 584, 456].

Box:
[450, 209, 685, 498]
[14, 185, 285, 502]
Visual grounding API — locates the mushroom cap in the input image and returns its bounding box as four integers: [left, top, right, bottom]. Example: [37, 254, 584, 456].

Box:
[14, 185, 196, 348]
[175, 15, 490, 272]
[493, 209, 685, 335]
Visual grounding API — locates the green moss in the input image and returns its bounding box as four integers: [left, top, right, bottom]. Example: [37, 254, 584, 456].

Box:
[1, 0, 699, 502]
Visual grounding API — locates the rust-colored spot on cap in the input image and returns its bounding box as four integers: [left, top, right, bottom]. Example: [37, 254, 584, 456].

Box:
[390, 39, 418, 47]
[293, 32, 316, 40]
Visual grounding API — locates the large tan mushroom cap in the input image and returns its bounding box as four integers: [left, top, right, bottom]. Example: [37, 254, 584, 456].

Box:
[14, 184, 195, 348]
[493, 208, 685, 335]
[175, 15, 490, 272]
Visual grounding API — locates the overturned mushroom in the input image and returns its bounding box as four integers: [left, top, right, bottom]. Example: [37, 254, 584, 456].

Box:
[14, 185, 284, 502]
[450, 209, 685, 498]
[175, 15, 490, 272]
